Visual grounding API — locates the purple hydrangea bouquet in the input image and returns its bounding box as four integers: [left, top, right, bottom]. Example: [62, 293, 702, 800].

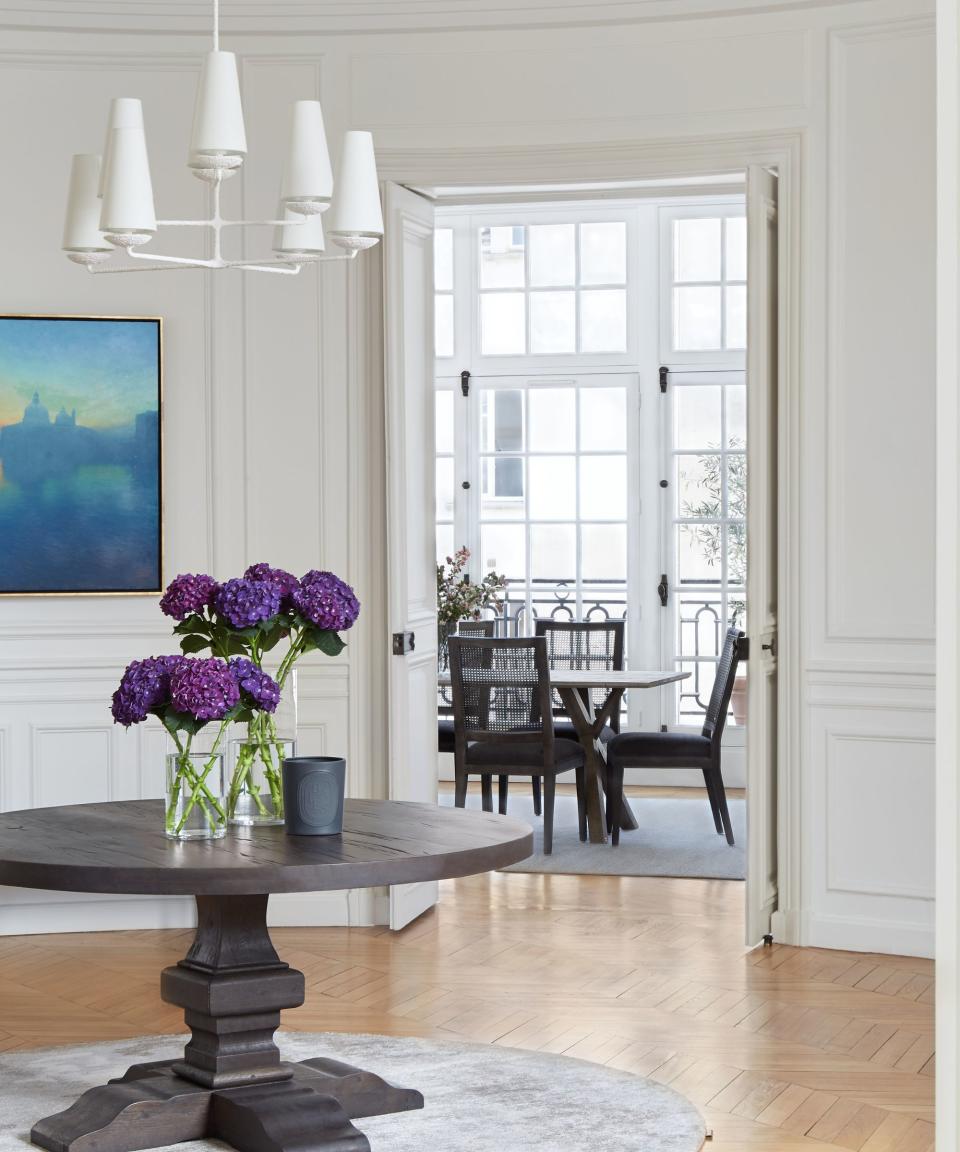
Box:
[111, 655, 281, 839]
[157, 564, 360, 825]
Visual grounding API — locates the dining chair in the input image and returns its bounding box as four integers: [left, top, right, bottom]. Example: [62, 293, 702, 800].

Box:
[605, 626, 744, 847]
[448, 635, 586, 855]
[438, 619, 496, 755]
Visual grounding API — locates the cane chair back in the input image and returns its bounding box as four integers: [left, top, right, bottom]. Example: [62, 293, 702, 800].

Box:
[701, 627, 744, 751]
[534, 619, 625, 729]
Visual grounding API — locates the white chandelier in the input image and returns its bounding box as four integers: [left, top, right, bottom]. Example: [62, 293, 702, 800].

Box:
[61, 0, 383, 275]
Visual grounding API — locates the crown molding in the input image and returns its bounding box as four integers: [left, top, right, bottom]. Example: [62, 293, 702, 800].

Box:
[0, 0, 879, 37]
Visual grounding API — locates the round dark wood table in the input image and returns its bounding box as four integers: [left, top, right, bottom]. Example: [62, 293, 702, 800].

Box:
[0, 798, 533, 1152]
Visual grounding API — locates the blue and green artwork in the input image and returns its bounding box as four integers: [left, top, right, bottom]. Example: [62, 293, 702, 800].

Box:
[0, 316, 162, 594]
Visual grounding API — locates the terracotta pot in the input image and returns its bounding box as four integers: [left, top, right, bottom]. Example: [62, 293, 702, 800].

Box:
[731, 675, 748, 726]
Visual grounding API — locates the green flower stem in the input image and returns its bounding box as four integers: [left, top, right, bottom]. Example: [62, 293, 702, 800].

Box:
[166, 723, 228, 836]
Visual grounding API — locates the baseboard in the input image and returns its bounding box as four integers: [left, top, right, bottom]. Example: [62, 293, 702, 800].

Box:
[770, 906, 799, 946]
[268, 889, 375, 927]
[803, 911, 934, 959]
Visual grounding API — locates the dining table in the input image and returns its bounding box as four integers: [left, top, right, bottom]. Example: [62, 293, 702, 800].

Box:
[0, 798, 532, 1152]
[438, 667, 690, 843]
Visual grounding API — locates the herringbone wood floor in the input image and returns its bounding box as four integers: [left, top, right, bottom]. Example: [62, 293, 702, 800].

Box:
[0, 788, 934, 1152]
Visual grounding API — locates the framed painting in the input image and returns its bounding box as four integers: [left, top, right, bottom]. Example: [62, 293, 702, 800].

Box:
[0, 316, 162, 595]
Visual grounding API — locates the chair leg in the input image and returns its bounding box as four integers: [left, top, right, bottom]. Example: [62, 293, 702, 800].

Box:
[454, 769, 468, 808]
[498, 775, 509, 815]
[702, 769, 723, 834]
[542, 774, 556, 856]
[532, 776, 542, 816]
[480, 774, 494, 813]
[712, 770, 735, 846]
[575, 764, 587, 843]
[607, 757, 624, 847]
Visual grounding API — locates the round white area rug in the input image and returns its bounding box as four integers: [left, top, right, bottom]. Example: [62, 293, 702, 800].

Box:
[0, 1032, 706, 1152]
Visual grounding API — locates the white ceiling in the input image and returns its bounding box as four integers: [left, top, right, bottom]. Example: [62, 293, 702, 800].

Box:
[0, 0, 868, 36]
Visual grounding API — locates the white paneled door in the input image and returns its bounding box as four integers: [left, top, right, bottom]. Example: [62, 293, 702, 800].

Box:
[745, 166, 779, 946]
[383, 182, 440, 929]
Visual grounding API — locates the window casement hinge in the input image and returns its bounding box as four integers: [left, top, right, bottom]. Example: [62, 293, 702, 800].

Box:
[460, 369, 470, 397]
[658, 573, 669, 607]
[659, 365, 669, 394]
[392, 631, 415, 655]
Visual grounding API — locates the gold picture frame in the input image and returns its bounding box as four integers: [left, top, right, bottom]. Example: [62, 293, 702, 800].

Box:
[0, 314, 163, 597]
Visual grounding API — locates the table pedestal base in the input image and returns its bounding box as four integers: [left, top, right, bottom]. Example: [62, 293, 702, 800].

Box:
[30, 894, 423, 1152]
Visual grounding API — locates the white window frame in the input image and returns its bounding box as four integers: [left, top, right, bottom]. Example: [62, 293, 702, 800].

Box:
[659, 200, 748, 371]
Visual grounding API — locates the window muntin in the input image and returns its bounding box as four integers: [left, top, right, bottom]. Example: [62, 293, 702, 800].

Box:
[434, 227, 455, 359]
[478, 222, 628, 358]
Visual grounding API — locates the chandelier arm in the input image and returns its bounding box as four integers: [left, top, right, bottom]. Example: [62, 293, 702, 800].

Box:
[155, 220, 217, 228]
[86, 262, 207, 275]
[127, 250, 220, 268]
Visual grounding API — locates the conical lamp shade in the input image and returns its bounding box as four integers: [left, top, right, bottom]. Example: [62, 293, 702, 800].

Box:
[99, 125, 157, 243]
[274, 203, 326, 260]
[280, 100, 333, 214]
[189, 50, 247, 160]
[327, 131, 383, 251]
[63, 154, 111, 259]
[98, 97, 143, 197]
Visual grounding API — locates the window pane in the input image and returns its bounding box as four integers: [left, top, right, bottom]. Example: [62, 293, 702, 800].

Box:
[481, 523, 526, 580]
[580, 455, 626, 520]
[725, 216, 747, 282]
[677, 454, 722, 520]
[529, 455, 576, 520]
[580, 387, 626, 451]
[529, 388, 575, 452]
[481, 389, 524, 452]
[481, 457, 525, 519]
[725, 285, 747, 349]
[581, 523, 627, 582]
[675, 385, 721, 450]
[480, 293, 525, 355]
[725, 384, 746, 448]
[680, 660, 717, 719]
[436, 457, 454, 521]
[581, 289, 627, 352]
[531, 523, 576, 581]
[529, 224, 575, 287]
[674, 286, 722, 350]
[530, 291, 575, 354]
[434, 227, 453, 291]
[674, 217, 721, 282]
[678, 595, 724, 660]
[435, 390, 454, 455]
[727, 522, 746, 584]
[479, 226, 525, 288]
[580, 222, 627, 285]
[436, 524, 455, 567]
[727, 454, 746, 518]
[435, 295, 454, 358]
[678, 523, 722, 584]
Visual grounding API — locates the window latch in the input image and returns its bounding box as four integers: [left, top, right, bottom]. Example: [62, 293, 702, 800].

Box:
[659, 366, 669, 394]
[658, 573, 669, 608]
[460, 370, 470, 397]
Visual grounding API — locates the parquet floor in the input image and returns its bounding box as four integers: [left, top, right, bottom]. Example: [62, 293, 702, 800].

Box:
[0, 788, 935, 1152]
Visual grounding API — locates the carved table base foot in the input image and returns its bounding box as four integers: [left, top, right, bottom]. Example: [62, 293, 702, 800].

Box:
[31, 1058, 424, 1152]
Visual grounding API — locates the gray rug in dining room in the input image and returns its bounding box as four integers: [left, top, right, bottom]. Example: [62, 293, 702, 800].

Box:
[0, 1032, 706, 1152]
[439, 792, 746, 880]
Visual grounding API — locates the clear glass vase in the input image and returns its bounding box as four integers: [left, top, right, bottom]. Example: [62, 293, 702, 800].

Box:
[165, 750, 226, 841]
[227, 672, 297, 826]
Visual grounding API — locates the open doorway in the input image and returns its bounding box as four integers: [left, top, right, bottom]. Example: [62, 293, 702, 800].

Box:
[384, 173, 780, 943]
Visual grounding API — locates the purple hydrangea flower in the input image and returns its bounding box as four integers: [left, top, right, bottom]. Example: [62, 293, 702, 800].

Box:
[159, 572, 217, 621]
[293, 570, 361, 632]
[213, 577, 282, 630]
[244, 563, 299, 606]
[169, 657, 240, 722]
[111, 655, 184, 726]
[229, 658, 281, 713]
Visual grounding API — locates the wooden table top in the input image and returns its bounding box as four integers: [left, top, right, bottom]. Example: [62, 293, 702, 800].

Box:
[0, 799, 533, 897]
[438, 669, 689, 689]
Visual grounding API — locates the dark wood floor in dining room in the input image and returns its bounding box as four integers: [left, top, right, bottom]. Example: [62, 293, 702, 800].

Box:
[0, 786, 934, 1152]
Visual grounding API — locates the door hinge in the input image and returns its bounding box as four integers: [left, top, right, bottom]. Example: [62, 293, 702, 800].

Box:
[392, 631, 415, 655]
[737, 636, 749, 661]
[658, 573, 669, 607]
[659, 365, 669, 394]
[460, 369, 470, 397]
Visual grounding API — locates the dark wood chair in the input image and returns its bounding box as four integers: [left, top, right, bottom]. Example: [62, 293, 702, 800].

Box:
[515, 618, 625, 816]
[438, 619, 496, 755]
[448, 635, 586, 855]
[605, 626, 744, 847]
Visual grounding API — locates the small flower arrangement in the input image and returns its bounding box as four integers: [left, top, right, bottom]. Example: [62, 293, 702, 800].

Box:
[437, 547, 508, 629]
[112, 564, 360, 834]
